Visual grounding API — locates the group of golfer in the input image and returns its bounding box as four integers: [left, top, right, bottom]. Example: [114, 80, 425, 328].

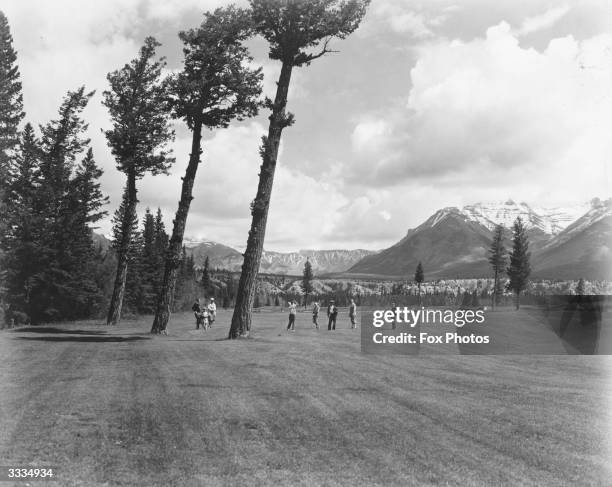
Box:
[287, 299, 358, 331]
[191, 297, 217, 330]
[191, 296, 358, 332]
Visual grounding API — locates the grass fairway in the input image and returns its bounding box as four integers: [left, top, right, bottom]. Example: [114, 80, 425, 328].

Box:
[0, 309, 610, 486]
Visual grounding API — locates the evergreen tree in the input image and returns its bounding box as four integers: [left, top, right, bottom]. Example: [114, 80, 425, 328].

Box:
[414, 261, 424, 305]
[461, 290, 472, 308]
[139, 208, 157, 311]
[173, 246, 197, 312]
[29, 87, 95, 323]
[71, 148, 108, 225]
[111, 187, 141, 315]
[61, 148, 109, 317]
[153, 208, 169, 261]
[0, 10, 24, 207]
[3, 123, 41, 321]
[230, 0, 370, 338]
[0, 12, 22, 316]
[302, 258, 313, 307]
[471, 289, 481, 308]
[576, 278, 585, 296]
[488, 224, 506, 309]
[201, 256, 211, 291]
[153, 209, 168, 280]
[103, 37, 175, 325]
[111, 188, 140, 257]
[152, 7, 262, 334]
[5, 98, 107, 323]
[506, 217, 531, 310]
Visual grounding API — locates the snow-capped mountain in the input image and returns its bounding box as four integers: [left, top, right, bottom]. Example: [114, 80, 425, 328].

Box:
[533, 199, 612, 279]
[539, 198, 611, 250]
[127, 198, 610, 279]
[348, 198, 611, 279]
[459, 199, 591, 235]
[259, 249, 375, 275]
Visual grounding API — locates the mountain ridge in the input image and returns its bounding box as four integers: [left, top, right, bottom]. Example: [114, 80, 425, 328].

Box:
[96, 198, 609, 278]
[348, 198, 611, 279]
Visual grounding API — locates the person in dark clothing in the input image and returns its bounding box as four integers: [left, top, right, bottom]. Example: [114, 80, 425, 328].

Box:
[192, 298, 203, 329]
[327, 300, 338, 330]
[390, 301, 397, 330]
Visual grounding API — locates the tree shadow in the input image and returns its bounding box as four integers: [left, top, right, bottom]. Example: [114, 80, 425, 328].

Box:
[15, 336, 150, 343]
[10, 326, 107, 335]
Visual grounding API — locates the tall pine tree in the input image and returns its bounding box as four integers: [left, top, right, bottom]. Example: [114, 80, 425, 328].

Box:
[0, 10, 24, 194]
[488, 224, 506, 310]
[30, 87, 96, 322]
[61, 148, 109, 318]
[151, 7, 262, 334]
[414, 261, 424, 305]
[0, 11, 25, 316]
[230, 0, 370, 338]
[506, 217, 531, 310]
[5, 90, 107, 323]
[201, 256, 211, 292]
[139, 208, 157, 312]
[302, 258, 313, 307]
[103, 37, 175, 325]
[4, 124, 41, 322]
[111, 190, 142, 315]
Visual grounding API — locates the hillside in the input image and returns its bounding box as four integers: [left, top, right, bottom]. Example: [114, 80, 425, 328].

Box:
[185, 242, 375, 275]
[348, 198, 611, 280]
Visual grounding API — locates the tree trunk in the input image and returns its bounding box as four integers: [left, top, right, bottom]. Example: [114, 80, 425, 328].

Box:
[151, 121, 203, 334]
[229, 62, 293, 339]
[106, 170, 137, 325]
[515, 291, 520, 310]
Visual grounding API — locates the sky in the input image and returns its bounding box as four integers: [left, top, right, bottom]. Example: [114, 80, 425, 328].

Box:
[2, 0, 612, 252]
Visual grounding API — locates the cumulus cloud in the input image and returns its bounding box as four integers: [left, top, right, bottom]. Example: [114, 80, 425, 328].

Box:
[349, 22, 612, 206]
[4, 0, 611, 252]
[351, 119, 392, 153]
[361, 0, 445, 39]
[516, 4, 571, 36]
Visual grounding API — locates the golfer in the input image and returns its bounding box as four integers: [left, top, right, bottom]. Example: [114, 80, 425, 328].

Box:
[327, 300, 338, 330]
[287, 301, 297, 330]
[207, 298, 217, 326]
[312, 301, 321, 329]
[390, 301, 397, 330]
[192, 298, 203, 329]
[349, 299, 357, 329]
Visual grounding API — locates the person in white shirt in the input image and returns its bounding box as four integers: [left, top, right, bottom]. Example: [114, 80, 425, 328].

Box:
[201, 307, 210, 330]
[312, 301, 321, 329]
[207, 298, 217, 326]
[349, 299, 357, 329]
[287, 301, 297, 330]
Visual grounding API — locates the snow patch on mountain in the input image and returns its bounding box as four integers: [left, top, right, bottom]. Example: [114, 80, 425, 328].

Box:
[424, 199, 594, 235]
[540, 198, 612, 250]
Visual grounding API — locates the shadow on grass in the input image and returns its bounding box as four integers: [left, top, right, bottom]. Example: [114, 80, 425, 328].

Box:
[10, 326, 107, 335]
[168, 338, 229, 342]
[15, 336, 150, 343]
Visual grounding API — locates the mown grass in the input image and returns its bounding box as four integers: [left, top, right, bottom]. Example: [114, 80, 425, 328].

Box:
[0, 308, 610, 486]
